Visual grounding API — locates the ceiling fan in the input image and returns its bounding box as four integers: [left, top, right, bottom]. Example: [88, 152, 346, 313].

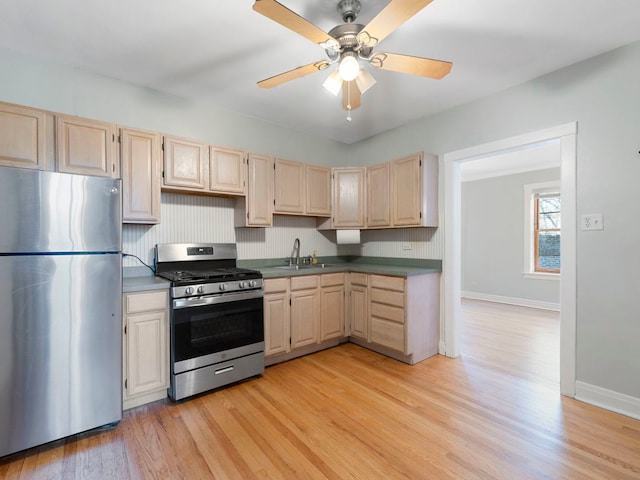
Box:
[253, 0, 453, 115]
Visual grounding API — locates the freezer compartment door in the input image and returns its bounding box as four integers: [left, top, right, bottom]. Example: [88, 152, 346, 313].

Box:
[0, 253, 122, 457]
[0, 166, 121, 253]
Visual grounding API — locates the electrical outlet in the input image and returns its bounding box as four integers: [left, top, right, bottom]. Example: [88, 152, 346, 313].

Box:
[402, 242, 412, 250]
[581, 214, 603, 231]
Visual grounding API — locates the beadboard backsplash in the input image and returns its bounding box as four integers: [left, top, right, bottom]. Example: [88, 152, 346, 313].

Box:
[122, 193, 443, 268]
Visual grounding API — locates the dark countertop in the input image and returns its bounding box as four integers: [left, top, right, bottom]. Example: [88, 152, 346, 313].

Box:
[122, 258, 442, 291]
[249, 257, 442, 279]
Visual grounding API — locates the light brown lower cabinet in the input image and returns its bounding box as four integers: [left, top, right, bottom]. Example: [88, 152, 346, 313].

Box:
[348, 272, 440, 365]
[263, 273, 345, 364]
[123, 289, 169, 410]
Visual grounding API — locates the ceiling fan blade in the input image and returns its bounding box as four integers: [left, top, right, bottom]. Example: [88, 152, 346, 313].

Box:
[370, 52, 452, 79]
[253, 0, 335, 47]
[359, 0, 434, 47]
[342, 81, 362, 111]
[258, 61, 329, 89]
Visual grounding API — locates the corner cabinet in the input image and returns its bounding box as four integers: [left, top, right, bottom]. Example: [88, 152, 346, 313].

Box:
[120, 127, 161, 224]
[348, 272, 440, 365]
[0, 102, 54, 170]
[366, 162, 390, 228]
[56, 115, 118, 178]
[274, 157, 305, 214]
[123, 289, 169, 410]
[305, 164, 332, 216]
[317, 167, 366, 229]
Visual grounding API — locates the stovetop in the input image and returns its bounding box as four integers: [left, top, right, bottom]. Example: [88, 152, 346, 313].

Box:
[157, 267, 262, 286]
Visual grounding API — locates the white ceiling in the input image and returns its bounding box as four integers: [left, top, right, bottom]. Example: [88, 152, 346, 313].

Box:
[2, 0, 640, 144]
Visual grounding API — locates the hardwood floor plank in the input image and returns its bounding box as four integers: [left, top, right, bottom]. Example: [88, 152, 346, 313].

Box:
[1, 300, 639, 479]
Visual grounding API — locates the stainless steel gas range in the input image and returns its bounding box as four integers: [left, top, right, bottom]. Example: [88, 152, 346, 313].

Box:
[155, 243, 264, 401]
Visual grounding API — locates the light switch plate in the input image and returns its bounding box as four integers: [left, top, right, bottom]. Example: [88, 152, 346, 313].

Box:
[402, 242, 412, 250]
[581, 214, 603, 231]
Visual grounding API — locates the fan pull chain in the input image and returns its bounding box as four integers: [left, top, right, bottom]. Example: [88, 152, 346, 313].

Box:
[346, 81, 352, 122]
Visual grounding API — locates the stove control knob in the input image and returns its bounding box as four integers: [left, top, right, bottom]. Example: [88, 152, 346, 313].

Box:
[239, 281, 246, 289]
[219, 283, 227, 291]
[249, 280, 257, 288]
[197, 286, 205, 294]
[185, 287, 194, 295]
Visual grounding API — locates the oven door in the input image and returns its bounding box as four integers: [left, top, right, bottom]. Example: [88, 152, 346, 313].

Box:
[171, 289, 264, 374]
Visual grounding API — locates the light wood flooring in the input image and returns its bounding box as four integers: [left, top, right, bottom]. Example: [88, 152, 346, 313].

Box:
[2, 300, 640, 479]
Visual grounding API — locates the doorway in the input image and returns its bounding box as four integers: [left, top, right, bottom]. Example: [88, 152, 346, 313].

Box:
[442, 123, 577, 397]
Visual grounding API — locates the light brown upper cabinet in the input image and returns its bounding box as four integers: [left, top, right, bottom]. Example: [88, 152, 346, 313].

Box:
[235, 152, 274, 227]
[120, 127, 161, 224]
[162, 135, 207, 192]
[0, 102, 53, 170]
[209, 145, 245, 195]
[305, 164, 331, 216]
[366, 162, 390, 228]
[56, 115, 118, 178]
[274, 157, 305, 214]
[390, 152, 438, 227]
[318, 167, 366, 229]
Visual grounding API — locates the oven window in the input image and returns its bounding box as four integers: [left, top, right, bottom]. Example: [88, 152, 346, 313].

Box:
[173, 297, 264, 363]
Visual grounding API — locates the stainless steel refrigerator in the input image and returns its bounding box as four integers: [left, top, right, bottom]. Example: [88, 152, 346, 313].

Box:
[0, 166, 122, 458]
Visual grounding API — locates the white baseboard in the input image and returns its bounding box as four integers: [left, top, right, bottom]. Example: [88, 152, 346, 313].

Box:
[461, 291, 560, 311]
[575, 381, 640, 420]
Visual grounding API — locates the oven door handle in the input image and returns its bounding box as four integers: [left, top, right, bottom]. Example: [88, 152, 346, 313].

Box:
[173, 289, 264, 309]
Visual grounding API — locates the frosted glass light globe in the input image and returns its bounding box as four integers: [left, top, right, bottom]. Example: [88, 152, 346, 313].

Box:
[339, 55, 360, 81]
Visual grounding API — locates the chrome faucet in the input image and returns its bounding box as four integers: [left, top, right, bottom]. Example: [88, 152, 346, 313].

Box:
[291, 238, 300, 265]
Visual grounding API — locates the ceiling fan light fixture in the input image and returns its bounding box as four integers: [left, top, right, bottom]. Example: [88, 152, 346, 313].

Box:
[339, 54, 360, 81]
[355, 69, 376, 94]
[322, 70, 343, 96]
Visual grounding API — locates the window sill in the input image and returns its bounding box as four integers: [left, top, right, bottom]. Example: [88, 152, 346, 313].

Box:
[523, 272, 560, 281]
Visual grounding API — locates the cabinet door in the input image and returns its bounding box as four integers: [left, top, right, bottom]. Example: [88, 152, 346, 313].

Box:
[367, 162, 390, 227]
[56, 115, 118, 177]
[350, 283, 368, 340]
[264, 292, 290, 356]
[210, 145, 245, 195]
[306, 164, 331, 216]
[162, 135, 207, 191]
[290, 289, 319, 349]
[274, 157, 305, 214]
[0, 102, 53, 170]
[121, 127, 161, 224]
[391, 153, 422, 226]
[245, 152, 274, 226]
[332, 167, 365, 228]
[125, 310, 168, 397]
[320, 285, 345, 341]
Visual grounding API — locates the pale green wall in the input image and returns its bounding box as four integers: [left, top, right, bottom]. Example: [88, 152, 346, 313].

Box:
[352, 41, 640, 400]
[462, 168, 561, 305]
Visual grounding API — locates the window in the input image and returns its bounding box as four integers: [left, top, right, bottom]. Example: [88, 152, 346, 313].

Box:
[534, 193, 560, 273]
[523, 181, 560, 277]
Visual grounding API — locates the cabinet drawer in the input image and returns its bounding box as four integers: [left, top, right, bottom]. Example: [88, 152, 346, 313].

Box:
[349, 272, 368, 286]
[264, 277, 289, 294]
[125, 290, 168, 314]
[370, 317, 405, 352]
[370, 275, 405, 292]
[370, 288, 405, 308]
[370, 301, 404, 324]
[290, 275, 318, 291]
[320, 272, 345, 287]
